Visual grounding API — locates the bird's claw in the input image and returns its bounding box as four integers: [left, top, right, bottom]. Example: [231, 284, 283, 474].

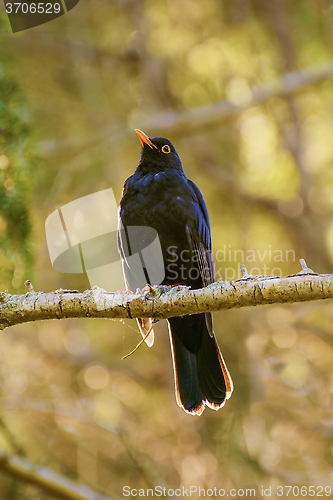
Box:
[141, 284, 169, 300]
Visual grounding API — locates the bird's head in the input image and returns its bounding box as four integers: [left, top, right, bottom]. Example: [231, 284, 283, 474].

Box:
[135, 129, 184, 172]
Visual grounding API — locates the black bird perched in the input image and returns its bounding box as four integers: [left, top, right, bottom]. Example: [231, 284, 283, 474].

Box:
[118, 129, 233, 415]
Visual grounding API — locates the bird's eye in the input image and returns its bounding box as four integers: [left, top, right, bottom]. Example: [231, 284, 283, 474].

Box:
[162, 145, 171, 154]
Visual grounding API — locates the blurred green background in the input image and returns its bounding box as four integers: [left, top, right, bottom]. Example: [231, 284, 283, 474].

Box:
[1, 0, 333, 498]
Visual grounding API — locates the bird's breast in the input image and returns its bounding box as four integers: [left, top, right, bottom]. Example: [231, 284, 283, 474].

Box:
[121, 172, 193, 228]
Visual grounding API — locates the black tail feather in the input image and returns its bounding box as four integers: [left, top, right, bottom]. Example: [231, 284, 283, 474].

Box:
[168, 314, 233, 415]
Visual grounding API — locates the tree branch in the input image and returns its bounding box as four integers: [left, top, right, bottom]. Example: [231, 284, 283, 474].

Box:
[0, 262, 332, 330]
[0, 451, 114, 500]
[38, 61, 333, 158]
[141, 61, 333, 135]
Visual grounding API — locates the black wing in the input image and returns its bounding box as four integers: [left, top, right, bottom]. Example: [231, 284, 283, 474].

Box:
[186, 180, 215, 336]
[186, 179, 214, 286]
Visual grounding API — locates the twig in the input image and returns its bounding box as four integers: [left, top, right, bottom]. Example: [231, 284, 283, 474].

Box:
[240, 264, 250, 278]
[299, 259, 315, 274]
[0, 416, 26, 457]
[0, 451, 114, 500]
[121, 324, 154, 359]
[24, 281, 35, 293]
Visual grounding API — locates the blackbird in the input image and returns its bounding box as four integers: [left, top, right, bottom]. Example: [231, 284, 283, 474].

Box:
[118, 129, 233, 415]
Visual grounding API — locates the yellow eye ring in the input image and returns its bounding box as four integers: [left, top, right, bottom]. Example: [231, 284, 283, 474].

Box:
[162, 145, 171, 154]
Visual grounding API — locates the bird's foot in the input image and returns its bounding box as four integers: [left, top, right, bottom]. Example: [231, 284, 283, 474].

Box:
[141, 284, 170, 300]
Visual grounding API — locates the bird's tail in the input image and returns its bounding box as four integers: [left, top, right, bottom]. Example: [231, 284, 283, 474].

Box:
[168, 313, 233, 415]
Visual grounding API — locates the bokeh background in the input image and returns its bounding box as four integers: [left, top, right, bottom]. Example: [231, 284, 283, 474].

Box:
[1, 0, 333, 498]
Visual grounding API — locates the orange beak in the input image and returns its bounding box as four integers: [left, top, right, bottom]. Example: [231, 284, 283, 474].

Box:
[135, 129, 157, 150]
